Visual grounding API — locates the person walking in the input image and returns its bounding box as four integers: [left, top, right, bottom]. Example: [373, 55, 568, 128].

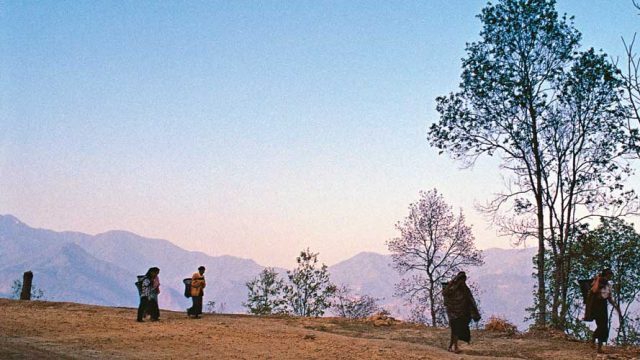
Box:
[148, 267, 161, 321]
[136, 267, 158, 322]
[585, 268, 620, 354]
[443, 271, 481, 354]
[187, 266, 206, 318]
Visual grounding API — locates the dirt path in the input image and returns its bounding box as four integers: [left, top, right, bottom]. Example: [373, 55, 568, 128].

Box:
[0, 299, 638, 359]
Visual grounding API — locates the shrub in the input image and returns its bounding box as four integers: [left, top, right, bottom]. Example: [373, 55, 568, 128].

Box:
[484, 316, 518, 335]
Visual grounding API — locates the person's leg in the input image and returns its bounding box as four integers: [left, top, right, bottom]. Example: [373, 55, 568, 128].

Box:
[593, 302, 609, 353]
[188, 296, 196, 317]
[150, 299, 159, 320]
[155, 300, 161, 320]
[594, 318, 603, 352]
[448, 319, 461, 353]
[448, 328, 455, 351]
[137, 297, 149, 322]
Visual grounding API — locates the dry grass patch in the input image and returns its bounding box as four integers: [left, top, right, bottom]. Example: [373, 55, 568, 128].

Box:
[484, 315, 518, 335]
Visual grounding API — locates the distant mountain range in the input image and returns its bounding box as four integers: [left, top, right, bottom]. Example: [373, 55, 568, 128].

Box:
[0, 214, 536, 328]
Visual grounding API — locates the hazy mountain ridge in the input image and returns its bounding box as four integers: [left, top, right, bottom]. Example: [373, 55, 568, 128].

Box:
[0, 215, 534, 327]
[77, 229, 265, 311]
[0, 216, 134, 306]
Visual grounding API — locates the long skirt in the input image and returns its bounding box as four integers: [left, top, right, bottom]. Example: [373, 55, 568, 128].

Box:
[148, 298, 160, 320]
[137, 296, 150, 321]
[450, 317, 471, 343]
[188, 296, 203, 316]
[592, 299, 609, 343]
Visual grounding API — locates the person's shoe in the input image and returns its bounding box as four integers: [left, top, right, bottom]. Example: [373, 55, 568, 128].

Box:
[136, 319, 144, 322]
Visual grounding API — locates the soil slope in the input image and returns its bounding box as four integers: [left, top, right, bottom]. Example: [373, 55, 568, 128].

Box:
[0, 299, 638, 359]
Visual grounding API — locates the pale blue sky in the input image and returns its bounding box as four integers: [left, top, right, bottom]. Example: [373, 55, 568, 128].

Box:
[1, 1, 638, 267]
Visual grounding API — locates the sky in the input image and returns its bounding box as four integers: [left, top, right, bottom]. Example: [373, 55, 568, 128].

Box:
[1, 1, 639, 268]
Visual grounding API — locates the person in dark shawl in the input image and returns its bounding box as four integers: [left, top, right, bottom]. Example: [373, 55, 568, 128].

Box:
[443, 271, 481, 353]
[584, 268, 619, 354]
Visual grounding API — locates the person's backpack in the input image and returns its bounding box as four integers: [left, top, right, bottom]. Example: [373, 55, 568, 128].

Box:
[135, 275, 146, 296]
[578, 279, 593, 304]
[183, 278, 192, 298]
[579, 278, 596, 322]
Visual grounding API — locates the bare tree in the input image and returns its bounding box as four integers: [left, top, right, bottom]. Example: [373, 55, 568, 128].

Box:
[621, 1, 640, 157]
[387, 189, 483, 326]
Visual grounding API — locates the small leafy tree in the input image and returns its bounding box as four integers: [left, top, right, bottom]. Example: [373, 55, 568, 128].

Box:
[283, 248, 336, 317]
[331, 285, 381, 319]
[387, 189, 483, 326]
[205, 300, 217, 314]
[244, 267, 286, 315]
[11, 279, 44, 300]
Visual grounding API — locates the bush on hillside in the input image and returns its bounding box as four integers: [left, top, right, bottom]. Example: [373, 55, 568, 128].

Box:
[484, 316, 518, 335]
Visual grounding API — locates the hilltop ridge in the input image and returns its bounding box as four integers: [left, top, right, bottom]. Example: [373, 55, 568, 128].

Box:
[1, 299, 638, 359]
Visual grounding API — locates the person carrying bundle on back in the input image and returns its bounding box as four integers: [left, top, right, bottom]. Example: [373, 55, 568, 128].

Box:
[583, 268, 620, 354]
[136, 267, 159, 322]
[443, 271, 481, 354]
[187, 266, 206, 318]
[148, 267, 161, 321]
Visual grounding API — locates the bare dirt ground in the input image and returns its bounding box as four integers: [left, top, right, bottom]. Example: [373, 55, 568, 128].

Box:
[0, 299, 638, 359]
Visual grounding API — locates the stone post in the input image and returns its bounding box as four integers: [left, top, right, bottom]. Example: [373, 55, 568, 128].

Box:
[20, 271, 33, 300]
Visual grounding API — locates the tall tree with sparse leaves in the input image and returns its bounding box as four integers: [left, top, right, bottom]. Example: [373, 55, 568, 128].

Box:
[428, 0, 635, 328]
[387, 189, 483, 327]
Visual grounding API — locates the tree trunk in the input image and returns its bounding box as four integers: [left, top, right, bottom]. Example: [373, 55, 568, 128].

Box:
[20, 271, 33, 301]
[551, 257, 561, 328]
[429, 283, 437, 327]
[535, 218, 547, 327]
[530, 109, 547, 327]
[558, 249, 571, 331]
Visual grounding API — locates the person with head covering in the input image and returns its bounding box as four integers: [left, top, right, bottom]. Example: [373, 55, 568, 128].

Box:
[585, 268, 620, 353]
[148, 267, 161, 321]
[136, 267, 158, 322]
[187, 266, 206, 318]
[443, 271, 481, 353]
